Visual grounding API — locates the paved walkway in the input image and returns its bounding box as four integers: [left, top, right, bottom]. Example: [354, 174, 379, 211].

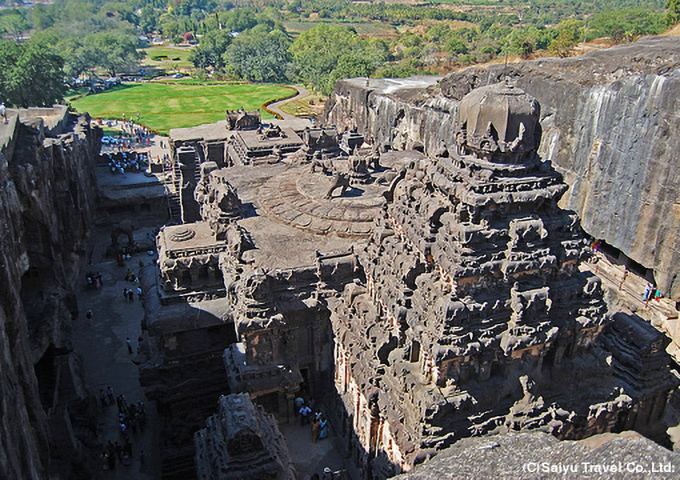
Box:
[267, 84, 311, 120]
[98, 120, 171, 162]
[73, 228, 161, 479]
[281, 418, 347, 480]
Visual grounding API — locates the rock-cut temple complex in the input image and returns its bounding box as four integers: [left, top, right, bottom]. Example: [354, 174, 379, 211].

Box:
[136, 78, 678, 479]
[2, 37, 679, 480]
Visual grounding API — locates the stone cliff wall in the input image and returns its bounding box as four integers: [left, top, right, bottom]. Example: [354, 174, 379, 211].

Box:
[0, 110, 99, 479]
[323, 36, 680, 301]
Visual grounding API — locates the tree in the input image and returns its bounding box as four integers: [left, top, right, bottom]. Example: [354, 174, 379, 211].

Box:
[224, 26, 292, 83]
[102, 2, 139, 26]
[588, 9, 667, 43]
[508, 30, 535, 58]
[668, 0, 680, 24]
[222, 8, 258, 33]
[139, 6, 158, 34]
[190, 29, 233, 69]
[88, 32, 143, 77]
[61, 37, 98, 79]
[548, 20, 584, 58]
[445, 37, 468, 56]
[0, 10, 31, 40]
[32, 4, 57, 30]
[0, 39, 66, 107]
[291, 24, 384, 94]
[325, 53, 376, 91]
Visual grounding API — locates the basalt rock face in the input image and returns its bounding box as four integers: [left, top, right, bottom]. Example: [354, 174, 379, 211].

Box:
[394, 431, 680, 480]
[0, 109, 100, 479]
[324, 36, 680, 301]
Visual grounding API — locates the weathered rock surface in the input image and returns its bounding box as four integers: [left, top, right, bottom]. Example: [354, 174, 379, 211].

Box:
[324, 36, 680, 301]
[195, 393, 295, 480]
[0, 107, 99, 479]
[326, 83, 677, 477]
[394, 431, 680, 479]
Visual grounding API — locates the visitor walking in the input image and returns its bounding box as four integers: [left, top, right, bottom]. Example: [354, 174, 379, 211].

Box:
[0, 102, 7, 124]
[126, 337, 133, 354]
[319, 416, 329, 439]
[299, 404, 311, 426]
[311, 417, 321, 443]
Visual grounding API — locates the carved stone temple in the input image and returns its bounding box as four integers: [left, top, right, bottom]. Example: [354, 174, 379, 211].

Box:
[326, 82, 677, 476]
[194, 393, 295, 479]
[138, 81, 678, 479]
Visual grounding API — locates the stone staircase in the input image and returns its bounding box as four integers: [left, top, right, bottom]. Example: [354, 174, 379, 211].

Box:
[167, 166, 182, 222]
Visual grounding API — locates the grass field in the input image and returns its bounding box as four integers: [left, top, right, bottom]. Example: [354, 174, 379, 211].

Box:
[70, 82, 296, 134]
[279, 93, 326, 118]
[139, 45, 194, 69]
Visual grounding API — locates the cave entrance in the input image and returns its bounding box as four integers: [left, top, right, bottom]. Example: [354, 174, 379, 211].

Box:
[300, 367, 310, 395]
[598, 240, 654, 281]
[255, 392, 279, 415]
[34, 343, 58, 411]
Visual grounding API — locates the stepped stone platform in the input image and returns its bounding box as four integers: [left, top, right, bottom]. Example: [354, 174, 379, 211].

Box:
[259, 152, 416, 238]
[260, 169, 383, 237]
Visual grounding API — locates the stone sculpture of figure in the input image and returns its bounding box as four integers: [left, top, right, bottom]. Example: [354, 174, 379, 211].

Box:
[310, 151, 332, 174]
[268, 146, 283, 164]
[111, 219, 135, 248]
[349, 154, 368, 175]
[226, 223, 254, 262]
[433, 140, 449, 158]
[291, 144, 310, 164]
[325, 172, 351, 199]
[367, 143, 381, 170]
[243, 270, 272, 304]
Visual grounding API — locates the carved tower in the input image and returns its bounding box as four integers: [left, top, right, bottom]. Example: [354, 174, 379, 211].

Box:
[328, 83, 675, 477]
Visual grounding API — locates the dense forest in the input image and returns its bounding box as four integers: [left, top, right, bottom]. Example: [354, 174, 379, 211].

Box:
[0, 0, 677, 105]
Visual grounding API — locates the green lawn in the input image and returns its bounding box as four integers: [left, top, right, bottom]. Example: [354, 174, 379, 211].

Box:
[279, 93, 326, 118]
[140, 45, 194, 68]
[70, 82, 296, 134]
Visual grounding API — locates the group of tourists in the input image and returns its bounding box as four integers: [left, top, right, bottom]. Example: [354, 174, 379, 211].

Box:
[98, 117, 152, 147]
[123, 287, 141, 303]
[296, 396, 329, 443]
[153, 152, 172, 169]
[116, 243, 147, 267]
[86, 271, 104, 289]
[643, 283, 663, 303]
[104, 151, 149, 175]
[124, 121, 151, 146]
[589, 237, 667, 309]
[98, 385, 147, 471]
[310, 468, 345, 480]
[124, 268, 138, 283]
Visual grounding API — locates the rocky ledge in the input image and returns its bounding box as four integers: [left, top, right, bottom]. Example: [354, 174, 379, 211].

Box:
[394, 431, 680, 479]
